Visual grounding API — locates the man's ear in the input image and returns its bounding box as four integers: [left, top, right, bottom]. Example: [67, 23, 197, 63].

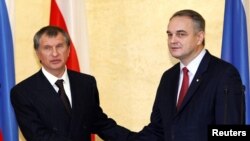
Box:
[197, 31, 205, 45]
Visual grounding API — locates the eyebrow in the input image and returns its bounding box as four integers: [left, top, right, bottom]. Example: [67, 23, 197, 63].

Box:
[166, 30, 187, 34]
[176, 30, 187, 33]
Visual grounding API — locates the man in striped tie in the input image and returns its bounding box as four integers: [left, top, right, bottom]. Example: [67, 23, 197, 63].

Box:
[10, 26, 134, 141]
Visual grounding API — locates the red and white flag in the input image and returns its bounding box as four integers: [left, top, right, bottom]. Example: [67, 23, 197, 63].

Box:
[50, 0, 90, 73]
[50, 0, 93, 140]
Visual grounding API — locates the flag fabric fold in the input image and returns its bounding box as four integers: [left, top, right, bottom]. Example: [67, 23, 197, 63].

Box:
[0, 0, 18, 140]
[221, 0, 250, 124]
[50, 0, 80, 71]
[50, 0, 90, 73]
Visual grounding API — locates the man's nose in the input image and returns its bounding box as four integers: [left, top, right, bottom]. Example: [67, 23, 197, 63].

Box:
[52, 47, 59, 56]
[169, 35, 177, 43]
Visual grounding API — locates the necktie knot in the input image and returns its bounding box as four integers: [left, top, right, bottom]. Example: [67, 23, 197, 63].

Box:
[55, 79, 64, 92]
[182, 67, 189, 75]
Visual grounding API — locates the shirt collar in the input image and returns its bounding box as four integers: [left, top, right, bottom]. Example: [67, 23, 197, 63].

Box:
[41, 67, 69, 86]
[180, 49, 206, 75]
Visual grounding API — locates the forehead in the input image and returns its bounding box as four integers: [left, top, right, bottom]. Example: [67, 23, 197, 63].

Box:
[167, 16, 194, 32]
[40, 33, 65, 42]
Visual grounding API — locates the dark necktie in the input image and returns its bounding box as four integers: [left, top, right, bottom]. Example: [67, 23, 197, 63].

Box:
[177, 67, 189, 110]
[55, 79, 71, 114]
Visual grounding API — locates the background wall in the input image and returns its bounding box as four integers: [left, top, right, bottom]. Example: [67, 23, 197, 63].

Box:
[15, 0, 225, 140]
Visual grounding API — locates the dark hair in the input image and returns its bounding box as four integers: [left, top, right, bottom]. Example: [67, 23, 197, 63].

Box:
[33, 25, 71, 50]
[170, 9, 205, 45]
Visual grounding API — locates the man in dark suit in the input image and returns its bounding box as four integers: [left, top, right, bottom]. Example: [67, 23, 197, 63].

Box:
[131, 9, 245, 141]
[11, 26, 133, 141]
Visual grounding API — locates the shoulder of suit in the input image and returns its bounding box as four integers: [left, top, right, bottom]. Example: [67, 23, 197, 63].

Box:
[11, 70, 42, 92]
[209, 55, 236, 68]
[163, 63, 180, 75]
[67, 69, 95, 80]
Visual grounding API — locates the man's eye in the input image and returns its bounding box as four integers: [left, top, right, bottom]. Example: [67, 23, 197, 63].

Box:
[56, 43, 67, 49]
[167, 33, 173, 37]
[57, 45, 63, 48]
[44, 46, 51, 50]
[176, 32, 187, 37]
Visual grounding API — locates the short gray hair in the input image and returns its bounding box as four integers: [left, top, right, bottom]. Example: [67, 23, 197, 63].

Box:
[33, 25, 71, 50]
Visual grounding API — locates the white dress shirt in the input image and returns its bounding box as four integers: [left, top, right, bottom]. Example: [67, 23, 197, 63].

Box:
[42, 67, 72, 107]
[176, 49, 206, 104]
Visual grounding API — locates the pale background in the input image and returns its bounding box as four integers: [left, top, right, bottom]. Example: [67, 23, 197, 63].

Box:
[14, 0, 225, 140]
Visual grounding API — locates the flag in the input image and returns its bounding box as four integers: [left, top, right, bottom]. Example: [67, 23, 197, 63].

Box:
[221, 0, 250, 124]
[50, 0, 93, 139]
[50, 0, 90, 73]
[0, 0, 18, 140]
[0, 132, 2, 141]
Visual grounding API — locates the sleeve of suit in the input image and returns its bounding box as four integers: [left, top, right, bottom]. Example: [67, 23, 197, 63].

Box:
[10, 75, 135, 141]
[215, 65, 245, 124]
[128, 105, 164, 141]
[127, 76, 166, 141]
[88, 77, 135, 141]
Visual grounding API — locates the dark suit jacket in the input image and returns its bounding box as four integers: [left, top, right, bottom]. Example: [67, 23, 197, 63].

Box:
[11, 69, 132, 141]
[132, 51, 245, 141]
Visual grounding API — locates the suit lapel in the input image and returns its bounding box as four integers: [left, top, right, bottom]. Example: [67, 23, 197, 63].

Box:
[67, 70, 89, 134]
[67, 71, 79, 131]
[159, 64, 180, 117]
[37, 69, 72, 117]
[34, 70, 60, 105]
[169, 65, 181, 113]
[177, 51, 211, 111]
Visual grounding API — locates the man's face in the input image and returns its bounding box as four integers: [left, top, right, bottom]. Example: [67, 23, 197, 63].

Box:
[36, 33, 70, 77]
[166, 16, 204, 65]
